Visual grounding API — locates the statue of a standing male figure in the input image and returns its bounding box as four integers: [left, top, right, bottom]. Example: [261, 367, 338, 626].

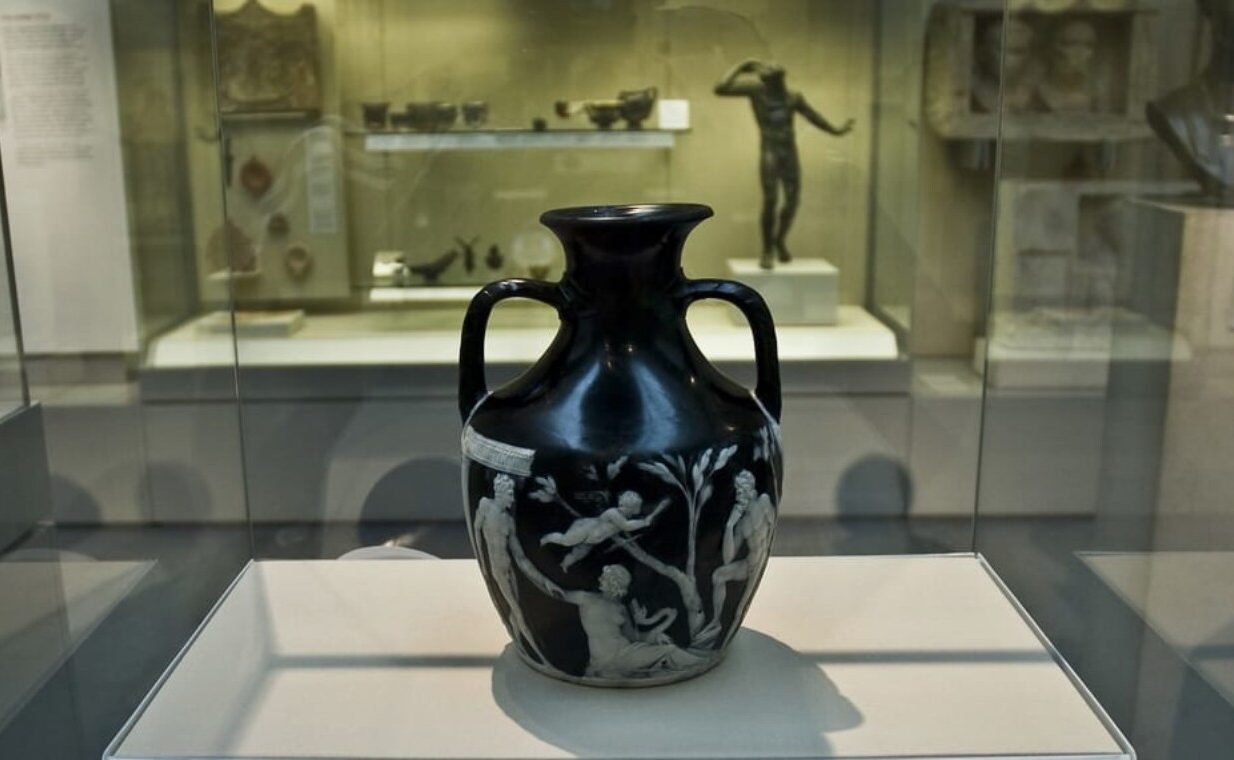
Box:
[715, 60, 854, 269]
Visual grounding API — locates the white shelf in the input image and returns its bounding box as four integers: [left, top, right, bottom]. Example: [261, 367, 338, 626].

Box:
[204, 268, 261, 283]
[368, 285, 482, 304]
[363, 129, 677, 152]
[105, 555, 1131, 760]
[145, 304, 899, 369]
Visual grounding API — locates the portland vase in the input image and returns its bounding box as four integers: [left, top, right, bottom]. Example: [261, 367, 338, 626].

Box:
[459, 203, 782, 687]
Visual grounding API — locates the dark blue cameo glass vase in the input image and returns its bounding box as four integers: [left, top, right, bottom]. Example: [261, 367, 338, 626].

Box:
[459, 204, 782, 686]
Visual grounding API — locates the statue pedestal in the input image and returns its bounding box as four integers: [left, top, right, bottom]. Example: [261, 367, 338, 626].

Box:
[1140, 201, 1234, 523]
[1143, 201, 1234, 351]
[726, 258, 839, 325]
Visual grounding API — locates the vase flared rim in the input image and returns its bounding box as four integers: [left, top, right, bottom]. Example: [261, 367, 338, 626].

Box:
[540, 203, 713, 228]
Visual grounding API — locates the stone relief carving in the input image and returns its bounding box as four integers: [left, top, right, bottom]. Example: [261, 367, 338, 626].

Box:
[972, 18, 1041, 114]
[1037, 19, 1103, 114]
[215, 0, 322, 116]
[926, 2, 1155, 141]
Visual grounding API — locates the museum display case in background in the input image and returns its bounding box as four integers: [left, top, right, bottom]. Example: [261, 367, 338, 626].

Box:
[974, 1, 1234, 756]
[0, 0, 1230, 758]
[14, 0, 992, 535]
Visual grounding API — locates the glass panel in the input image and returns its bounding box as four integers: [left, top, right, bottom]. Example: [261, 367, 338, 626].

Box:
[0, 2, 249, 758]
[0, 157, 34, 556]
[2, 0, 1008, 754]
[191, 0, 990, 560]
[978, 0, 1234, 757]
[0, 172, 24, 418]
[869, 1, 924, 337]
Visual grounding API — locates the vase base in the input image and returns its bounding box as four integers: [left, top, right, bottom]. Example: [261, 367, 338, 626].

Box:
[512, 645, 728, 688]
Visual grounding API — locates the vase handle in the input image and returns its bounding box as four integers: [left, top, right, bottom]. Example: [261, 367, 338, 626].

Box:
[459, 279, 562, 421]
[682, 279, 782, 421]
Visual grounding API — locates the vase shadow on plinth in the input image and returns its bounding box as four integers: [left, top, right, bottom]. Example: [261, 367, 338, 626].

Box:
[491, 628, 861, 757]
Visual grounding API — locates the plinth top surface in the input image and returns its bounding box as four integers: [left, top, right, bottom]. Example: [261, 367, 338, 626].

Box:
[727, 258, 839, 275]
[108, 555, 1129, 760]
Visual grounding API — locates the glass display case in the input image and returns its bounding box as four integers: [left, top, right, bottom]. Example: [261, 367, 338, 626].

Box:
[146, 0, 922, 373]
[0, 0, 1231, 758]
[0, 179, 38, 555]
[42, 0, 994, 531]
[0, 186, 22, 421]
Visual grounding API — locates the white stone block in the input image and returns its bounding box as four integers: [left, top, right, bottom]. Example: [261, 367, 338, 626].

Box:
[725, 258, 839, 325]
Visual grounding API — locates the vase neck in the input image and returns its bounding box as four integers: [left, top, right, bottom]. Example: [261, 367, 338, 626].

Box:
[541, 204, 712, 329]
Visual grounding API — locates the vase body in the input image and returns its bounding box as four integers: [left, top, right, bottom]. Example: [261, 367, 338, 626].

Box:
[459, 204, 782, 687]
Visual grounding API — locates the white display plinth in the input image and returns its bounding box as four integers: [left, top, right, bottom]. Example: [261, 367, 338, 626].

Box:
[197, 310, 306, 338]
[1147, 202, 1234, 524]
[727, 258, 839, 325]
[105, 556, 1130, 760]
[1152, 202, 1234, 351]
[368, 285, 482, 305]
[364, 129, 677, 152]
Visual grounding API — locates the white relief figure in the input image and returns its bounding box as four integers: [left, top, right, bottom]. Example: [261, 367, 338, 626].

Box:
[472, 474, 548, 664]
[630, 597, 678, 645]
[753, 426, 778, 464]
[540, 491, 669, 571]
[752, 425, 781, 486]
[1035, 19, 1101, 114]
[513, 558, 708, 680]
[701, 470, 776, 644]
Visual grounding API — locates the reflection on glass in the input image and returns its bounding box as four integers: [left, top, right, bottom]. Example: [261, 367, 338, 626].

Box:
[0, 0, 1017, 757]
[0, 191, 23, 419]
[0, 3, 249, 759]
[978, 1, 1234, 757]
[184, 0, 983, 559]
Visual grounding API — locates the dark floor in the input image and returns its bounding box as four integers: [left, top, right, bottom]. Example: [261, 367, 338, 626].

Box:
[1, 516, 1231, 760]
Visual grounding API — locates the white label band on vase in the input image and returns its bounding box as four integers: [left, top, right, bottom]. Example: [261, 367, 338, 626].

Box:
[463, 427, 536, 476]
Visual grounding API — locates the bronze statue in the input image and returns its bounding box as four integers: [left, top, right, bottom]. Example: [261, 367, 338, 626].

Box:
[715, 60, 853, 269]
[1147, 0, 1234, 201]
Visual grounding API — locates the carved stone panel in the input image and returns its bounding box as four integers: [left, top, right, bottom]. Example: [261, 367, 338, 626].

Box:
[215, 0, 322, 117]
[996, 180, 1194, 314]
[925, 0, 1156, 141]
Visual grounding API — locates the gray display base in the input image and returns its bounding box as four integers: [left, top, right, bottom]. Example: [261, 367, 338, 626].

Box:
[1082, 551, 1234, 709]
[106, 555, 1132, 760]
[0, 404, 49, 551]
